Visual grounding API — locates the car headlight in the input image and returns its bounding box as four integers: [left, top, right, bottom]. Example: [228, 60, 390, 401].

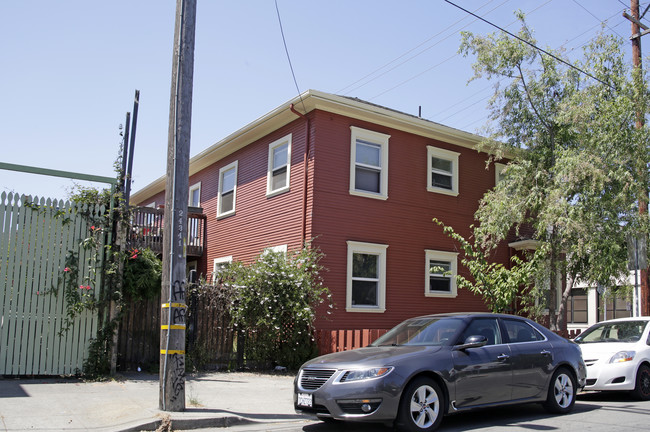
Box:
[341, 367, 393, 382]
[609, 351, 636, 363]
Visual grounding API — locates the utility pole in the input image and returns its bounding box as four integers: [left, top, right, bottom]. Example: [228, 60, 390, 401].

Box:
[625, 0, 649, 316]
[160, 0, 196, 411]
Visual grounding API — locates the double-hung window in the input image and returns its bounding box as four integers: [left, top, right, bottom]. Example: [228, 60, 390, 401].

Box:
[267, 134, 291, 197]
[347, 241, 387, 312]
[350, 127, 390, 200]
[212, 256, 232, 283]
[425, 250, 458, 297]
[189, 182, 201, 207]
[427, 146, 459, 196]
[217, 161, 238, 218]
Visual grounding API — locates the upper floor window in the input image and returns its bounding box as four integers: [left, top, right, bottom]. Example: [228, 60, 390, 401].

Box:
[425, 250, 458, 298]
[267, 134, 291, 197]
[189, 182, 201, 207]
[495, 162, 507, 186]
[347, 241, 388, 313]
[427, 146, 459, 196]
[350, 126, 390, 200]
[217, 161, 238, 218]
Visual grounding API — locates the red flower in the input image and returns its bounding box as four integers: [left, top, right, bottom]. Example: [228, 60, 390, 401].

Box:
[64, 267, 71, 272]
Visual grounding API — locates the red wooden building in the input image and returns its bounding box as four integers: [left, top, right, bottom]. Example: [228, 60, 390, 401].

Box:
[130, 90, 511, 337]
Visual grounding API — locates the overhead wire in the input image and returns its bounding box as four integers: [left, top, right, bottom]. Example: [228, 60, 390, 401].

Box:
[444, 4, 627, 130]
[337, 0, 510, 95]
[444, 0, 614, 89]
[572, 0, 625, 39]
[274, 0, 306, 112]
[367, 0, 552, 104]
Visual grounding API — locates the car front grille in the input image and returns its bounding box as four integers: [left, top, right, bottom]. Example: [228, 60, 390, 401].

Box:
[584, 358, 599, 367]
[300, 368, 336, 390]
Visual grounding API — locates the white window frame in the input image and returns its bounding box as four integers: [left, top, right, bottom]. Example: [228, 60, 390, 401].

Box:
[145, 202, 156, 208]
[350, 126, 390, 200]
[189, 181, 201, 207]
[212, 256, 233, 283]
[427, 146, 460, 196]
[217, 161, 238, 219]
[346, 241, 388, 313]
[425, 250, 458, 298]
[266, 134, 292, 197]
[495, 162, 507, 186]
[264, 244, 288, 254]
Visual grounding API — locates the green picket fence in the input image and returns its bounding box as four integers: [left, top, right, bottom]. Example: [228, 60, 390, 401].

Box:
[0, 192, 107, 375]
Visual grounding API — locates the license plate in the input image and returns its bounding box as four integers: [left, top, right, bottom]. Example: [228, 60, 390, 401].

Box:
[297, 392, 313, 407]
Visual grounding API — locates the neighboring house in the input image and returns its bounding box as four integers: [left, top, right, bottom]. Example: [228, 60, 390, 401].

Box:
[130, 90, 514, 332]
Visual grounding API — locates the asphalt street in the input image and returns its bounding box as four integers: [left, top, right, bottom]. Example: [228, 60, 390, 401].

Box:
[192, 391, 650, 432]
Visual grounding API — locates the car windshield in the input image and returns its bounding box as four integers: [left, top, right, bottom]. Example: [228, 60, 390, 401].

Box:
[574, 320, 649, 344]
[371, 317, 464, 347]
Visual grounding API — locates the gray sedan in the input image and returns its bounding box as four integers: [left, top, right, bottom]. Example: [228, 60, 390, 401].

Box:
[294, 312, 586, 432]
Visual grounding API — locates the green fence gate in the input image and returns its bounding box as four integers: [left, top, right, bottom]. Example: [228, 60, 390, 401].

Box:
[0, 192, 108, 375]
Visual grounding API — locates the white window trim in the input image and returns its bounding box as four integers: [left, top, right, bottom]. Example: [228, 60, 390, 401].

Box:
[349, 126, 390, 200]
[217, 160, 238, 219]
[189, 181, 201, 207]
[264, 244, 288, 254]
[212, 256, 233, 283]
[425, 250, 458, 298]
[346, 241, 388, 313]
[266, 134, 292, 198]
[427, 146, 460, 197]
[495, 162, 506, 186]
[145, 202, 156, 208]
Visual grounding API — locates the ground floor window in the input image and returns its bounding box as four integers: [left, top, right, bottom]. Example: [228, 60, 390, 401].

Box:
[598, 289, 632, 321]
[425, 250, 458, 298]
[346, 241, 387, 313]
[567, 288, 588, 324]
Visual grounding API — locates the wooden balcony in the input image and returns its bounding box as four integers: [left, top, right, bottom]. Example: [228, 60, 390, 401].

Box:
[127, 206, 206, 258]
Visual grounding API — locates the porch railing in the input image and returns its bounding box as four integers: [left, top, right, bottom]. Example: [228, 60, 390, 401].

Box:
[127, 206, 206, 257]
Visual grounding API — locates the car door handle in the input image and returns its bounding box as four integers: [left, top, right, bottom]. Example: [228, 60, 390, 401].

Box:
[497, 354, 510, 361]
[541, 350, 551, 356]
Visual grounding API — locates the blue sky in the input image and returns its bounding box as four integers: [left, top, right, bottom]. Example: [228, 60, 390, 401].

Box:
[1, 0, 647, 201]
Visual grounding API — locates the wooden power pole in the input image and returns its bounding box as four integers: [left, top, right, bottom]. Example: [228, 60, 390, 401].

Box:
[160, 0, 197, 411]
[625, 0, 649, 316]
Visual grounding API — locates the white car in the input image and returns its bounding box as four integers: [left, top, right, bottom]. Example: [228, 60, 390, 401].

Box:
[574, 317, 650, 400]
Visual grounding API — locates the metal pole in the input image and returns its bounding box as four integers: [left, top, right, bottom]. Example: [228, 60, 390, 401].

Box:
[124, 90, 140, 207]
[159, 0, 196, 412]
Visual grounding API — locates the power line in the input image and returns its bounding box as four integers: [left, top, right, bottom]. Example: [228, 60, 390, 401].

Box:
[274, 0, 306, 111]
[444, 0, 614, 89]
[572, 0, 625, 39]
[337, 0, 511, 95]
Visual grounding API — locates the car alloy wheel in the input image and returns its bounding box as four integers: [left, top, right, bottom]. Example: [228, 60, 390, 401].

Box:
[543, 368, 576, 414]
[397, 377, 444, 432]
[633, 364, 650, 401]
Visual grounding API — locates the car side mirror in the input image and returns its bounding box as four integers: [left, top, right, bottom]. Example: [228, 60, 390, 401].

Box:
[454, 335, 487, 351]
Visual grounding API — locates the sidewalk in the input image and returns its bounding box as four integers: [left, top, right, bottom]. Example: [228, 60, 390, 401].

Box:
[0, 371, 304, 432]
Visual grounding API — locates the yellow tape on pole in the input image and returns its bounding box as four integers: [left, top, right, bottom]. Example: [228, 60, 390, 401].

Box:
[161, 303, 187, 308]
[161, 325, 186, 330]
[160, 350, 185, 355]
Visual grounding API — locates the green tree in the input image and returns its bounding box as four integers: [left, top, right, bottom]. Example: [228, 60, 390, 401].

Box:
[456, 13, 650, 331]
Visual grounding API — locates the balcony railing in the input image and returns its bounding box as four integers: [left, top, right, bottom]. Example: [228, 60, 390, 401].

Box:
[127, 206, 206, 257]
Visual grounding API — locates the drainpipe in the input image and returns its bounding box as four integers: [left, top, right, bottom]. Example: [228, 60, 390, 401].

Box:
[290, 103, 310, 245]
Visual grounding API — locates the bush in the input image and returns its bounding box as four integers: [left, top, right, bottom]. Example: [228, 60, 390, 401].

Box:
[123, 248, 162, 300]
[222, 245, 332, 370]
